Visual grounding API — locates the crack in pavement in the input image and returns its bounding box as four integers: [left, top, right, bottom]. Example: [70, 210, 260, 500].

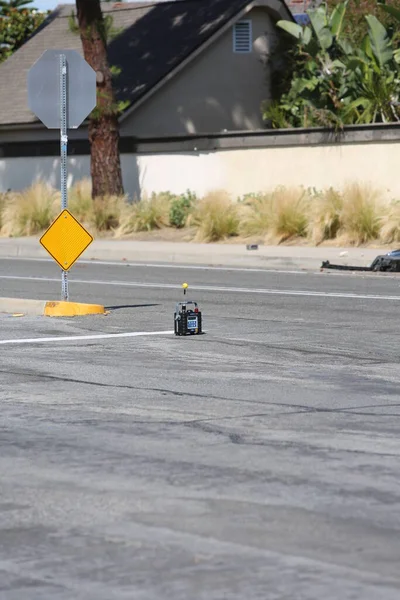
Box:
[2, 369, 400, 419]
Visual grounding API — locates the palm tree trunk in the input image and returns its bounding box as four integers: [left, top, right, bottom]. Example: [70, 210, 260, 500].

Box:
[75, 0, 124, 197]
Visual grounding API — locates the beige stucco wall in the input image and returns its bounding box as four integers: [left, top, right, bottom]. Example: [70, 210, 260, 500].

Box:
[121, 8, 277, 137]
[132, 143, 400, 200]
[2, 141, 400, 201]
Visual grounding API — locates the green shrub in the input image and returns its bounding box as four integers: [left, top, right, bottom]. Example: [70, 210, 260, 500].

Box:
[169, 190, 196, 228]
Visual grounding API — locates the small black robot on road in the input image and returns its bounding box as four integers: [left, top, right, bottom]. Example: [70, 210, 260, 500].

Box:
[174, 283, 202, 336]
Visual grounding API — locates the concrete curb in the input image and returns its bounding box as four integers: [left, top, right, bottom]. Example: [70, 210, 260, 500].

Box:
[0, 298, 105, 317]
[0, 298, 47, 316]
[0, 237, 385, 270]
[44, 301, 106, 317]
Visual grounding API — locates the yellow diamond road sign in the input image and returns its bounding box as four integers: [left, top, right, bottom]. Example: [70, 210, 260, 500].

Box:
[40, 210, 93, 270]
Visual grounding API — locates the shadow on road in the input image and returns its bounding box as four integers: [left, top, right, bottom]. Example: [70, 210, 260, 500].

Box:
[105, 303, 161, 311]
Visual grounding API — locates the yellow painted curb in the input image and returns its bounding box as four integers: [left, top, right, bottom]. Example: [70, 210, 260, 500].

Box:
[44, 301, 105, 317]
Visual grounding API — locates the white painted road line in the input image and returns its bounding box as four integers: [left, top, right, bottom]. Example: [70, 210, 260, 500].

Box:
[1, 256, 307, 275]
[2, 257, 398, 279]
[0, 274, 400, 301]
[0, 330, 174, 345]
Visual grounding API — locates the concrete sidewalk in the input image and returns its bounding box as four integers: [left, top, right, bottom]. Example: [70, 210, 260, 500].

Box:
[0, 237, 391, 270]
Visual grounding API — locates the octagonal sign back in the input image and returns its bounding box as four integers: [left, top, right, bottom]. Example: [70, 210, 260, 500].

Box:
[28, 49, 96, 129]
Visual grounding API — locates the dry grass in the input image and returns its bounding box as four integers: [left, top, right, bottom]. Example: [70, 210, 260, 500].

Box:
[269, 187, 310, 242]
[68, 178, 93, 224]
[310, 188, 343, 244]
[1, 179, 398, 247]
[339, 184, 384, 245]
[92, 195, 127, 231]
[193, 190, 239, 242]
[0, 192, 7, 231]
[68, 179, 126, 232]
[0, 181, 59, 236]
[116, 192, 171, 236]
[239, 185, 392, 246]
[239, 193, 273, 237]
[380, 201, 400, 244]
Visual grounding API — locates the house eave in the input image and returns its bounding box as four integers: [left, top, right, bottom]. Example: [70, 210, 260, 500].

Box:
[0, 121, 89, 131]
[0, 122, 44, 131]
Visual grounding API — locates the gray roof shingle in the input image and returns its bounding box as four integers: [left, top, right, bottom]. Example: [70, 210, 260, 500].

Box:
[0, 0, 282, 127]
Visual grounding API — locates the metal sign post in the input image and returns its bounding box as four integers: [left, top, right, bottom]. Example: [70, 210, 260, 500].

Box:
[60, 54, 69, 301]
[27, 49, 96, 301]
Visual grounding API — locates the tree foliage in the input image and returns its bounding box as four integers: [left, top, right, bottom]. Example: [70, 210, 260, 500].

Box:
[327, 0, 399, 45]
[0, 0, 33, 14]
[264, 1, 400, 129]
[0, 6, 46, 63]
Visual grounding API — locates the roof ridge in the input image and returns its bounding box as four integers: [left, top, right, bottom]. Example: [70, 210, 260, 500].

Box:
[56, 0, 242, 18]
[54, 1, 197, 17]
[56, 0, 210, 11]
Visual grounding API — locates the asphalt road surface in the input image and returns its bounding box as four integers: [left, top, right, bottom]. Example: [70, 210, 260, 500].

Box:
[1, 257, 400, 600]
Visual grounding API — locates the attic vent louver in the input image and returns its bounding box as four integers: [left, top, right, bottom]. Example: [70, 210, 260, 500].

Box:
[233, 20, 252, 53]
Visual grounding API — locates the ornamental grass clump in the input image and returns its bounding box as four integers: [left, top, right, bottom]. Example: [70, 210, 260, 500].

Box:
[0, 192, 7, 231]
[0, 181, 59, 236]
[379, 201, 400, 244]
[92, 194, 127, 231]
[116, 192, 171, 235]
[310, 187, 343, 244]
[269, 187, 310, 242]
[340, 184, 384, 245]
[193, 190, 239, 242]
[68, 178, 93, 225]
[239, 192, 273, 237]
